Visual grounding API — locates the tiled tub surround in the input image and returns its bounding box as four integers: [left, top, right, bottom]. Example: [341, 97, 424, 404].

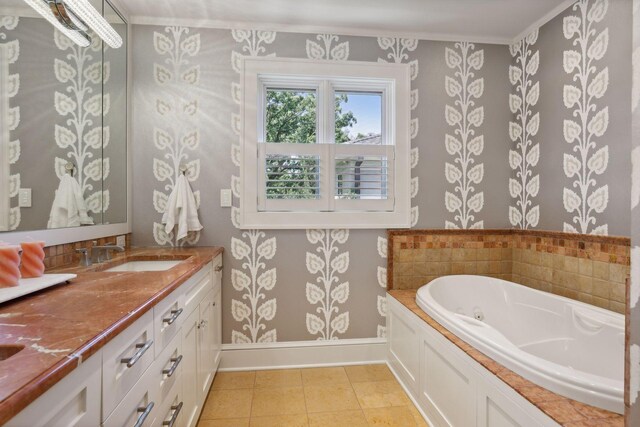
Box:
[388, 290, 623, 426]
[388, 230, 630, 313]
[0, 246, 222, 425]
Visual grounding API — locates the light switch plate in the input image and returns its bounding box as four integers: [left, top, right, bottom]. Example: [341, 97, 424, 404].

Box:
[18, 189, 31, 208]
[116, 235, 126, 247]
[220, 189, 232, 207]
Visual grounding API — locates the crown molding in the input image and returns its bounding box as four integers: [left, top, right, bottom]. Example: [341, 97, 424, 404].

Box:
[130, 15, 513, 45]
[511, 0, 575, 44]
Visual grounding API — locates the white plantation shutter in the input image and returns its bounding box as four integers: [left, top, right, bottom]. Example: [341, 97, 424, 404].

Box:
[334, 144, 394, 211]
[258, 143, 394, 212]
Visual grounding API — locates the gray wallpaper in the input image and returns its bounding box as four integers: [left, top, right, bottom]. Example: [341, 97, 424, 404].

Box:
[131, 0, 632, 345]
[512, 0, 631, 236]
[131, 27, 511, 343]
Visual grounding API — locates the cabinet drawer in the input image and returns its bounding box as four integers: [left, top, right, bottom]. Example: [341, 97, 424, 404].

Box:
[154, 286, 186, 357]
[102, 310, 155, 420]
[102, 364, 159, 427]
[153, 332, 183, 406]
[212, 255, 222, 292]
[183, 263, 212, 316]
[153, 381, 184, 427]
[7, 351, 102, 427]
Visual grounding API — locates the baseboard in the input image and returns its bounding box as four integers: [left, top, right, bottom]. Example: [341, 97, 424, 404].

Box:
[387, 360, 438, 427]
[219, 338, 387, 371]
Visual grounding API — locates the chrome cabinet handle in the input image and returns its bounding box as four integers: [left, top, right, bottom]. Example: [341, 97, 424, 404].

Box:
[163, 308, 183, 325]
[121, 339, 153, 368]
[162, 354, 183, 378]
[162, 402, 183, 427]
[133, 401, 154, 427]
[214, 265, 223, 272]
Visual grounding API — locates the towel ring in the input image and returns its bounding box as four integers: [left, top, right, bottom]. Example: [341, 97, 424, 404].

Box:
[65, 162, 75, 176]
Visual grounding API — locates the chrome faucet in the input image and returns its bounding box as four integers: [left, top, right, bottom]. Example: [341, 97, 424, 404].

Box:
[76, 248, 91, 267]
[91, 244, 125, 263]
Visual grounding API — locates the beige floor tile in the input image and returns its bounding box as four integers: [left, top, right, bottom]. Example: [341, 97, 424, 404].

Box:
[364, 406, 419, 426]
[307, 410, 369, 427]
[345, 364, 394, 383]
[304, 384, 361, 413]
[249, 414, 308, 427]
[352, 380, 410, 409]
[212, 371, 256, 389]
[301, 367, 350, 386]
[255, 369, 303, 388]
[407, 404, 430, 427]
[197, 419, 250, 427]
[201, 389, 253, 420]
[251, 386, 307, 417]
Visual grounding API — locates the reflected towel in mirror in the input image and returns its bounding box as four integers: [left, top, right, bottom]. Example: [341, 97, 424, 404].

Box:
[162, 174, 203, 241]
[47, 174, 94, 229]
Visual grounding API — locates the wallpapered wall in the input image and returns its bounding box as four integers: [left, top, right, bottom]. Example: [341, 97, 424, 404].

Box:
[628, 0, 639, 422]
[132, 29, 511, 343]
[131, 0, 632, 345]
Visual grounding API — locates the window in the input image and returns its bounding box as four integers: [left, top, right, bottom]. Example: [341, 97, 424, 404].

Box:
[241, 57, 411, 229]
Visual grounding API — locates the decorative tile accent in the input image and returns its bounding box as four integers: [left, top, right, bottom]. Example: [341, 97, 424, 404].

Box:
[388, 229, 630, 313]
[43, 234, 132, 270]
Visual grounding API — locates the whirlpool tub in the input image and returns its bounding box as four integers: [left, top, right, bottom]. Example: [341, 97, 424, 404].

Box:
[416, 275, 624, 414]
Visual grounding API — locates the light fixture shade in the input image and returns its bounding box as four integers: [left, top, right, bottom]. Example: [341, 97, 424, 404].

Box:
[22, 0, 90, 47]
[62, 0, 123, 48]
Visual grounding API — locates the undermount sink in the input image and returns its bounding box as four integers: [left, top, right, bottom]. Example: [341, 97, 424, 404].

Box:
[0, 345, 25, 361]
[105, 260, 183, 272]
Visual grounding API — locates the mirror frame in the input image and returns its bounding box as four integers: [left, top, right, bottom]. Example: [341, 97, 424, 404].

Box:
[1, 0, 131, 246]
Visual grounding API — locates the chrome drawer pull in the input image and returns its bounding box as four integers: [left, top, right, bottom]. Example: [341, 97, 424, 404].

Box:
[121, 339, 153, 368]
[214, 265, 223, 272]
[162, 401, 183, 427]
[162, 354, 183, 378]
[163, 308, 183, 325]
[133, 401, 154, 427]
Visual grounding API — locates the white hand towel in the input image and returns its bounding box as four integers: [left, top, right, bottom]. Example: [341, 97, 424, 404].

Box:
[47, 174, 94, 229]
[162, 174, 203, 241]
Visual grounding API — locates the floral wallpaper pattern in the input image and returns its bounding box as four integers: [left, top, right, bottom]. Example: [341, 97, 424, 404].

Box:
[0, 16, 20, 231]
[561, 0, 611, 235]
[444, 42, 485, 229]
[229, 30, 279, 343]
[53, 30, 110, 217]
[508, 30, 541, 229]
[151, 26, 202, 246]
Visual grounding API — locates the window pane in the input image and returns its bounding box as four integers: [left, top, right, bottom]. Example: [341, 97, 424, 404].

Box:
[335, 92, 382, 144]
[266, 89, 317, 143]
[266, 155, 320, 199]
[335, 155, 388, 200]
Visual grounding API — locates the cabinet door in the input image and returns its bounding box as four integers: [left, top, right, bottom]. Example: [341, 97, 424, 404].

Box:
[181, 308, 201, 427]
[213, 287, 222, 371]
[197, 290, 215, 404]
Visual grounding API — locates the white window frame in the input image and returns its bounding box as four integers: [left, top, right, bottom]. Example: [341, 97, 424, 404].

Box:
[240, 57, 411, 229]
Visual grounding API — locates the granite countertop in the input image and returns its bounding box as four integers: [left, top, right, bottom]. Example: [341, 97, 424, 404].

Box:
[0, 247, 223, 425]
[388, 289, 623, 427]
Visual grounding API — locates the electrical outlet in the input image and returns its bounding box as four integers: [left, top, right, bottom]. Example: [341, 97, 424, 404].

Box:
[220, 189, 232, 208]
[18, 189, 31, 208]
[116, 235, 126, 247]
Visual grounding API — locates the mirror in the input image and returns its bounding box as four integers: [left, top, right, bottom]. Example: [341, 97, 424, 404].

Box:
[0, 0, 127, 232]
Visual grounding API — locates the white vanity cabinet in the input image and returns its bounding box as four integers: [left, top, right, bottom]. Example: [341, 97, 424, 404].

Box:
[6, 254, 223, 427]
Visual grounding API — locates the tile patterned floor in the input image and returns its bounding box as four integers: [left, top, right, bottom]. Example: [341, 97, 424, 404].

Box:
[197, 365, 429, 427]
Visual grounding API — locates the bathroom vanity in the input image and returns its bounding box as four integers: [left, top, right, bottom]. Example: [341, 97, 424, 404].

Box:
[0, 247, 222, 427]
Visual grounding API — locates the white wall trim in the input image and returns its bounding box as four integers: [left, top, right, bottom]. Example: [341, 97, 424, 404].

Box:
[220, 338, 387, 371]
[130, 15, 513, 45]
[512, 0, 575, 43]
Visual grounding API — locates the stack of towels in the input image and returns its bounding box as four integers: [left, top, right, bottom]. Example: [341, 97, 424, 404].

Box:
[47, 174, 94, 229]
[162, 174, 203, 241]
